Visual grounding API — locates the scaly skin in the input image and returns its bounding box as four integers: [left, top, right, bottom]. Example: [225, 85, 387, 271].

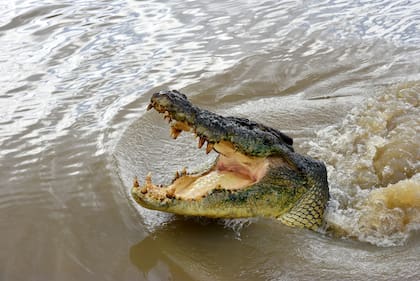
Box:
[132, 90, 330, 230]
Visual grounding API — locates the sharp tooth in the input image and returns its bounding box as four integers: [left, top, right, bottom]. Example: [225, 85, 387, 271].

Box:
[145, 172, 152, 185]
[170, 127, 181, 139]
[133, 177, 140, 188]
[164, 111, 171, 122]
[141, 172, 153, 193]
[206, 142, 214, 154]
[181, 167, 187, 176]
[146, 103, 153, 111]
[166, 187, 175, 199]
[198, 137, 206, 148]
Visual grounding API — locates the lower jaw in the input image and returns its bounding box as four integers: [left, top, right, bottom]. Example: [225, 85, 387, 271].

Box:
[132, 178, 294, 219]
[132, 188, 258, 218]
[133, 152, 271, 202]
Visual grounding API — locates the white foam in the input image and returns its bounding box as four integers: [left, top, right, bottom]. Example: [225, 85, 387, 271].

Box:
[306, 83, 420, 246]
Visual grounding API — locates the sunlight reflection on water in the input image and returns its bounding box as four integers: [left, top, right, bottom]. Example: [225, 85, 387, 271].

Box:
[0, 0, 419, 280]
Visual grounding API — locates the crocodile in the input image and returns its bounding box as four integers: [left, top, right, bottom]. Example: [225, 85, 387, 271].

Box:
[132, 90, 330, 230]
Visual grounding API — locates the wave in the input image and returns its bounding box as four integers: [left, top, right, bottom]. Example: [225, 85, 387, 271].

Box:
[307, 82, 420, 246]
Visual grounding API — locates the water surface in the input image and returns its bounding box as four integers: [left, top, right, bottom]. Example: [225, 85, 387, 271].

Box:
[1, 0, 419, 280]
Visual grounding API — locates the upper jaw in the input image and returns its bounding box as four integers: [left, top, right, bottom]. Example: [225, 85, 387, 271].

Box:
[148, 90, 197, 124]
[147, 90, 295, 157]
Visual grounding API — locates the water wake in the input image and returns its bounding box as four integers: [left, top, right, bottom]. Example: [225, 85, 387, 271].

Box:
[307, 82, 420, 246]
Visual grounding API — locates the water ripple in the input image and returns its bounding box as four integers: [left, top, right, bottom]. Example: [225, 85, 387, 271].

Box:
[0, 0, 419, 279]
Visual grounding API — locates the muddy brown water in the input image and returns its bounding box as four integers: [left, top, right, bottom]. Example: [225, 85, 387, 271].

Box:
[1, 0, 419, 280]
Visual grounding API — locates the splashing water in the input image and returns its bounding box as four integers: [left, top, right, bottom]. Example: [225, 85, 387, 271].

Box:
[221, 218, 258, 239]
[307, 83, 420, 246]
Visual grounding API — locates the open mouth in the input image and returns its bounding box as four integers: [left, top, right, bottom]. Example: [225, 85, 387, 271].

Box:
[131, 90, 329, 228]
[134, 99, 271, 201]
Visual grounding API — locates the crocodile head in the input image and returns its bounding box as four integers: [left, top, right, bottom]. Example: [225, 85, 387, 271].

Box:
[132, 90, 329, 230]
